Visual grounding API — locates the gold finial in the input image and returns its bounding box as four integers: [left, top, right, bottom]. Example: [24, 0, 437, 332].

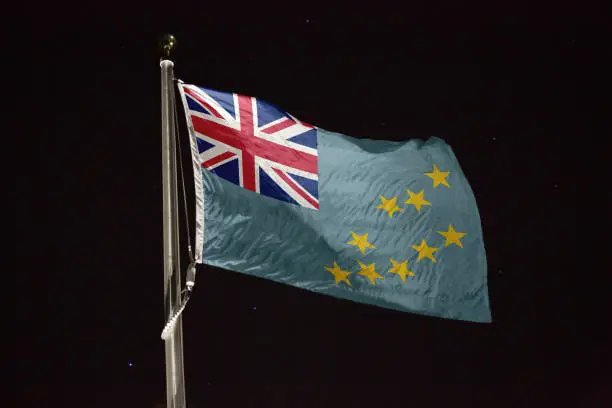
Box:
[160, 34, 177, 59]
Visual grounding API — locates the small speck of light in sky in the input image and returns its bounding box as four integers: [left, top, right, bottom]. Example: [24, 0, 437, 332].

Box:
[252, 306, 257, 311]
[305, 19, 310, 23]
[128, 362, 133, 367]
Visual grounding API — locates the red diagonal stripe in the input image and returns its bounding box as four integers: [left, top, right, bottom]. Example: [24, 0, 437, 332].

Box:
[191, 116, 318, 174]
[261, 117, 296, 134]
[191, 115, 241, 147]
[202, 151, 235, 169]
[273, 168, 319, 209]
[184, 87, 224, 119]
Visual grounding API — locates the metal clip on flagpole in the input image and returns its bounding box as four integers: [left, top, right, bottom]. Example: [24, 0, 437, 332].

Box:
[161, 262, 196, 340]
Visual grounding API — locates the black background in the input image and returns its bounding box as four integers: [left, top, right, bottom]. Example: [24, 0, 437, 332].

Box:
[21, 3, 609, 407]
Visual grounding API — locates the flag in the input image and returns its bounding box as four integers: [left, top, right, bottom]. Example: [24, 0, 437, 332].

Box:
[178, 84, 491, 323]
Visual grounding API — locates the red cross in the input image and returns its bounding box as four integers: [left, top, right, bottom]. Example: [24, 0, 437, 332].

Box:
[187, 90, 317, 193]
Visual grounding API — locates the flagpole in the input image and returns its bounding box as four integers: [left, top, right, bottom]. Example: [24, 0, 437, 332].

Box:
[160, 34, 187, 408]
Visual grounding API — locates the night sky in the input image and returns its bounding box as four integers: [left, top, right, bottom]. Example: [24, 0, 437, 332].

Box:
[21, 5, 608, 408]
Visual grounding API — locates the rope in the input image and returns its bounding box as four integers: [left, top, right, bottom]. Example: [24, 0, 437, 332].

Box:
[173, 79, 194, 263]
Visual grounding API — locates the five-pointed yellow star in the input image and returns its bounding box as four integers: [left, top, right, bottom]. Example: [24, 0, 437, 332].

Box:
[425, 164, 451, 188]
[324, 261, 352, 286]
[411, 239, 439, 263]
[438, 224, 467, 248]
[388, 258, 415, 282]
[404, 190, 431, 212]
[357, 260, 384, 285]
[348, 231, 376, 254]
[376, 195, 404, 218]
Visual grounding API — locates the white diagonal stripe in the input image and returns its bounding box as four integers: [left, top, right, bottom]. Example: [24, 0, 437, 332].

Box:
[184, 85, 236, 122]
[199, 145, 231, 164]
[265, 123, 314, 140]
[253, 127, 318, 156]
[258, 117, 288, 133]
[258, 159, 317, 209]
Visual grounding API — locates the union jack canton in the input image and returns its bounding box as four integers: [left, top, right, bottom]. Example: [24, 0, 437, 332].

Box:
[179, 84, 319, 210]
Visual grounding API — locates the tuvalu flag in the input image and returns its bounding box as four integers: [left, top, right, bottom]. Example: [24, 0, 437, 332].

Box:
[178, 83, 491, 323]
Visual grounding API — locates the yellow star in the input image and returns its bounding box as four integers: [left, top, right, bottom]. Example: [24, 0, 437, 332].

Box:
[376, 195, 404, 218]
[404, 190, 431, 212]
[357, 260, 384, 285]
[388, 258, 415, 282]
[438, 224, 467, 248]
[324, 261, 352, 286]
[411, 239, 439, 263]
[347, 231, 376, 254]
[425, 164, 450, 188]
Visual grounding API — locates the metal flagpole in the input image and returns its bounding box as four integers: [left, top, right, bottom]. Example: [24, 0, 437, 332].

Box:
[160, 34, 187, 408]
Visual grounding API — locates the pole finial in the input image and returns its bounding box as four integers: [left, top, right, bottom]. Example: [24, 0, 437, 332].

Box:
[160, 34, 177, 59]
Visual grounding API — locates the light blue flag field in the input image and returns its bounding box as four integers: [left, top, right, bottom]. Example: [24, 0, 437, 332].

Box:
[178, 83, 491, 323]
